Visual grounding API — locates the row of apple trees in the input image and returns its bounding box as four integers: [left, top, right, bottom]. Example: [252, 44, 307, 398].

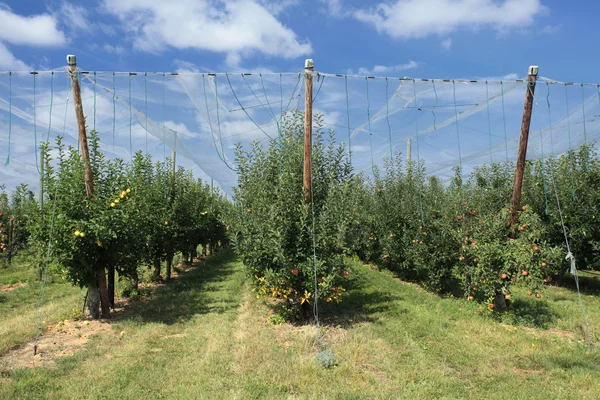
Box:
[23, 132, 228, 318]
[346, 144, 597, 310]
[229, 107, 597, 314]
[228, 112, 358, 319]
[0, 184, 38, 269]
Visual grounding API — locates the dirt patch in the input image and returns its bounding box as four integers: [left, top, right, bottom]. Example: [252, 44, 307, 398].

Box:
[502, 324, 577, 341]
[512, 367, 545, 380]
[0, 257, 207, 371]
[0, 282, 27, 293]
[0, 319, 115, 370]
[161, 333, 188, 339]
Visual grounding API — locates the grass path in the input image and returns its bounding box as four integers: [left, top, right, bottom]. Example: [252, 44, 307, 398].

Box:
[1, 251, 600, 399]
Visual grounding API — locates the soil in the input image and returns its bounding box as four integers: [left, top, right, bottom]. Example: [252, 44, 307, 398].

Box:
[0, 282, 27, 293]
[0, 258, 205, 371]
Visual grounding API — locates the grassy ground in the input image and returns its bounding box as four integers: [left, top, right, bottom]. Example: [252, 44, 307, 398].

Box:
[0, 260, 85, 355]
[1, 250, 599, 399]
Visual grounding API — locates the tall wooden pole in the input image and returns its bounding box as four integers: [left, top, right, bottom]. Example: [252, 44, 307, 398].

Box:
[67, 55, 110, 318]
[303, 59, 314, 204]
[509, 66, 539, 228]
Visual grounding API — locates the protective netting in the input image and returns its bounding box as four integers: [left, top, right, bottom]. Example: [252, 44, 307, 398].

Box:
[1, 66, 599, 196]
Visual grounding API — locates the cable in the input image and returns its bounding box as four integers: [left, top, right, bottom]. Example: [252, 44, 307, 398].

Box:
[500, 81, 509, 167]
[431, 80, 438, 130]
[33, 72, 40, 174]
[145, 72, 148, 153]
[385, 78, 392, 160]
[162, 73, 167, 199]
[93, 71, 96, 132]
[46, 72, 54, 143]
[312, 74, 325, 103]
[452, 80, 464, 201]
[564, 84, 576, 200]
[344, 75, 352, 162]
[485, 81, 493, 165]
[5, 72, 11, 166]
[112, 72, 116, 147]
[547, 158, 592, 346]
[225, 73, 277, 142]
[34, 177, 59, 355]
[412, 79, 425, 227]
[581, 84, 587, 146]
[129, 73, 133, 159]
[365, 77, 375, 175]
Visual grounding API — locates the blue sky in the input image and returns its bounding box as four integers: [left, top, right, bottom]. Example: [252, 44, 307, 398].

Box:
[1, 0, 598, 81]
[1, 1, 600, 194]
[0, 0, 600, 82]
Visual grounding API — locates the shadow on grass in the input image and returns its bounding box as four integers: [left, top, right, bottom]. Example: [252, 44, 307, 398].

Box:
[495, 298, 559, 329]
[555, 272, 600, 296]
[0, 295, 5, 304]
[318, 274, 404, 328]
[116, 250, 241, 325]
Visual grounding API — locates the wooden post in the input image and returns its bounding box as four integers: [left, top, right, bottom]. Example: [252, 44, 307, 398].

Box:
[303, 59, 314, 204]
[509, 66, 539, 229]
[67, 55, 110, 319]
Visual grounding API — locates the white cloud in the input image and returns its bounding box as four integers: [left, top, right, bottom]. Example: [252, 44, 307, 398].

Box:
[258, 0, 300, 15]
[0, 43, 31, 70]
[355, 60, 419, 76]
[0, 6, 66, 46]
[539, 24, 560, 34]
[321, 0, 346, 17]
[88, 43, 126, 55]
[353, 0, 546, 39]
[441, 38, 452, 51]
[57, 2, 89, 32]
[103, 44, 125, 55]
[102, 0, 311, 61]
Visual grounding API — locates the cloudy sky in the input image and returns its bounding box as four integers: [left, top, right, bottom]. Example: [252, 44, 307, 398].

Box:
[1, 0, 599, 194]
[1, 0, 594, 80]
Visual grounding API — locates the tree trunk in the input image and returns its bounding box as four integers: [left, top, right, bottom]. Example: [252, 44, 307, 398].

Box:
[191, 246, 197, 261]
[107, 265, 115, 309]
[152, 257, 162, 281]
[493, 292, 508, 312]
[166, 253, 173, 281]
[85, 284, 101, 319]
[300, 301, 313, 321]
[97, 268, 111, 318]
[130, 270, 139, 292]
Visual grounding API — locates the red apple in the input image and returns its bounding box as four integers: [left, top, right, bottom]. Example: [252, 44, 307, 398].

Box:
[292, 269, 299, 275]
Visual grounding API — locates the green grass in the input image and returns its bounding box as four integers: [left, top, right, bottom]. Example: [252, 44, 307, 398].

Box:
[0, 262, 84, 354]
[1, 251, 600, 399]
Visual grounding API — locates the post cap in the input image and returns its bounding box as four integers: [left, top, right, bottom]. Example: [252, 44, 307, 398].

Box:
[67, 55, 76, 66]
[305, 59, 314, 69]
[528, 65, 539, 76]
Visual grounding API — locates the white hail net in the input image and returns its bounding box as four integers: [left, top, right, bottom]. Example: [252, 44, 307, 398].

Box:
[1, 67, 599, 196]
